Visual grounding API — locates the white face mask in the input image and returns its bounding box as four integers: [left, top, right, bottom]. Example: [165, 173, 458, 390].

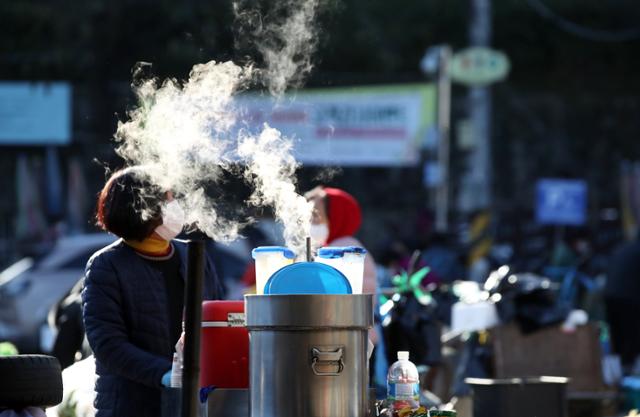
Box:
[309, 223, 329, 245]
[155, 200, 185, 241]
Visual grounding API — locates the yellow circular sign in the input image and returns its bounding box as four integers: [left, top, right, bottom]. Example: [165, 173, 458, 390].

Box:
[449, 47, 511, 86]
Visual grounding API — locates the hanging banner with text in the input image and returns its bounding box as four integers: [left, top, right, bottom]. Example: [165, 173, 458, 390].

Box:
[536, 178, 588, 226]
[236, 83, 436, 167]
[0, 82, 71, 145]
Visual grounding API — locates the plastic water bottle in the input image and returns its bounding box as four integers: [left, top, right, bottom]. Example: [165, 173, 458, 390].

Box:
[387, 351, 420, 414]
[170, 352, 182, 388]
[170, 334, 184, 388]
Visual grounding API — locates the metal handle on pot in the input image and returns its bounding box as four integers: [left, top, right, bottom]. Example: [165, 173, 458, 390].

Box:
[311, 347, 344, 376]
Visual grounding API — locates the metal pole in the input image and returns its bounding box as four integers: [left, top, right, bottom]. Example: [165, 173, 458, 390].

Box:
[182, 240, 205, 417]
[435, 46, 452, 232]
[468, 0, 492, 210]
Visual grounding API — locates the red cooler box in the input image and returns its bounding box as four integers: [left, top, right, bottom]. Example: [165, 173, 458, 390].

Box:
[200, 300, 249, 388]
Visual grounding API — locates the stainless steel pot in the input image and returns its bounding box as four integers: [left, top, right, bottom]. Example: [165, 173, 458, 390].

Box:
[245, 294, 373, 417]
[207, 389, 249, 416]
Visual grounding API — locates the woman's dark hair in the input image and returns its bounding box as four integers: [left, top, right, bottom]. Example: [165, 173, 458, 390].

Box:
[96, 167, 165, 241]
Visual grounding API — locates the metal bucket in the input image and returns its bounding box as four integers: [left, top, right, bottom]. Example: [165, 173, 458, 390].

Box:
[245, 294, 373, 417]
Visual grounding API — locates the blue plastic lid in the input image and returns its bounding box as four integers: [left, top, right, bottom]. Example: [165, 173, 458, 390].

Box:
[251, 246, 296, 259]
[317, 246, 367, 259]
[264, 262, 352, 295]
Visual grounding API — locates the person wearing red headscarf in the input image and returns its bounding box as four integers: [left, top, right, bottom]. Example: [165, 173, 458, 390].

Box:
[305, 186, 377, 299]
[306, 185, 380, 381]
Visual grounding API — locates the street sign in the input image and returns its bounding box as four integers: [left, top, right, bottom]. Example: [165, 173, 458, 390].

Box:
[536, 179, 588, 226]
[449, 47, 510, 87]
[0, 82, 71, 145]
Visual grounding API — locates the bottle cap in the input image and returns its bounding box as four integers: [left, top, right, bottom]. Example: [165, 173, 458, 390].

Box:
[318, 246, 367, 259]
[252, 246, 296, 259]
[397, 351, 409, 361]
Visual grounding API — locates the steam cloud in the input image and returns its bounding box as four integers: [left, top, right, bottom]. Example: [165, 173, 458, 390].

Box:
[114, 0, 321, 255]
[238, 126, 312, 252]
[234, 0, 320, 96]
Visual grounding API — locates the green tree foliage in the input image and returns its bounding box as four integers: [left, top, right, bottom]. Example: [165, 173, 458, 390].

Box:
[2, 0, 639, 209]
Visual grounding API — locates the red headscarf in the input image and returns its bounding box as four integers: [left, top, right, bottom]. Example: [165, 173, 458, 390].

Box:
[324, 187, 362, 244]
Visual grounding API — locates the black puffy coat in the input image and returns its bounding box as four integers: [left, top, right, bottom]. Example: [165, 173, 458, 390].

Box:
[82, 239, 222, 417]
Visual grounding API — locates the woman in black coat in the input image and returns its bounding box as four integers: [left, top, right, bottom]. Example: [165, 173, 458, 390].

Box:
[82, 167, 222, 417]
